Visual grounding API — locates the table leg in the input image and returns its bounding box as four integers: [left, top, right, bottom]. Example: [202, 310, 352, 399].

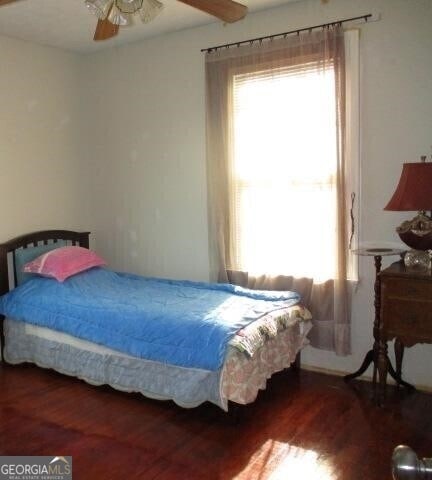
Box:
[343, 350, 374, 382]
[345, 255, 382, 386]
[394, 338, 404, 381]
[390, 339, 415, 389]
[387, 361, 416, 390]
[377, 338, 388, 405]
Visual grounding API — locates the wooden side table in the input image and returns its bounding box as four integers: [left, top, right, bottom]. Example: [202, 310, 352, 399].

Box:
[378, 261, 432, 403]
[344, 247, 407, 399]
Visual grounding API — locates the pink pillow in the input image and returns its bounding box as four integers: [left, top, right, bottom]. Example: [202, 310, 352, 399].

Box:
[23, 246, 106, 282]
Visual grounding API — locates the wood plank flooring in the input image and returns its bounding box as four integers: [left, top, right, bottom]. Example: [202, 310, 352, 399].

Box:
[0, 363, 431, 480]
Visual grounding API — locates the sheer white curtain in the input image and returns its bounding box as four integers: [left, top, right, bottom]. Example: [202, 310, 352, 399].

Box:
[205, 27, 358, 355]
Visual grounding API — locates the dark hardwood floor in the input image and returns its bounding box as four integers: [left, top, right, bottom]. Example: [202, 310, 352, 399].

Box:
[0, 363, 431, 480]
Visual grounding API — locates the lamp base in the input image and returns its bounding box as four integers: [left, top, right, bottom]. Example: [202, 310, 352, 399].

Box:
[397, 212, 432, 250]
[404, 249, 431, 270]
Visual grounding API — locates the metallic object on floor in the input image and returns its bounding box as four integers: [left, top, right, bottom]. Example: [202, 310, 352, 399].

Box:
[392, 446, 432, 480]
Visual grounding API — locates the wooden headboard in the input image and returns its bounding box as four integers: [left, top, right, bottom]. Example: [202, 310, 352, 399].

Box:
[0, 230, 90, 296]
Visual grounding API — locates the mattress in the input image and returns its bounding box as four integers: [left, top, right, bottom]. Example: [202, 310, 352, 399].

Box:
[3, 310, 312, 411]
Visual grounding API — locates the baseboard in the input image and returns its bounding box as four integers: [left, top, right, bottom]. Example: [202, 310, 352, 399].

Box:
[301, 364, 432, 394]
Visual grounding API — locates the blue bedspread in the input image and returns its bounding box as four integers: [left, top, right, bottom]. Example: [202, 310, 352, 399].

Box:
[0, 268, 300, 370]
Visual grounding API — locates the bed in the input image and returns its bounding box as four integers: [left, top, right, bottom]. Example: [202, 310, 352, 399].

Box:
[0, 230, 312, 411]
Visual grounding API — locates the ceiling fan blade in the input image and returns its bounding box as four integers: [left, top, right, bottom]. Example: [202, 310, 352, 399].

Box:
[0, 0, 23, 5]
[93, 18, 119, 41]
[178, 0, 247, 23]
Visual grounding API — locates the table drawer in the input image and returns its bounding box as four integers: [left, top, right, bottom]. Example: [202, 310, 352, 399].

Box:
[381, 277, 432, 302]
[381, 298, 432, 338]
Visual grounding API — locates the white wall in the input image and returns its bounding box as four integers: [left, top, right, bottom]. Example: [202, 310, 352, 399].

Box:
[81, 32, 210, 280]
[0, 36, 92, 240]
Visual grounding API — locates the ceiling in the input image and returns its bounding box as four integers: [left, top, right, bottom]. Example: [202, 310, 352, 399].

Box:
[0, 0, 300, 54]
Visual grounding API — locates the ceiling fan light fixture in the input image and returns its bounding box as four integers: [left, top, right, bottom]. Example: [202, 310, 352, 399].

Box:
[84, 0, 247, 43]
[116, 0, 144, 14]
[108, 4, 133, 25]
[84, 0, 112, 19]
[139, 0, 164, 24]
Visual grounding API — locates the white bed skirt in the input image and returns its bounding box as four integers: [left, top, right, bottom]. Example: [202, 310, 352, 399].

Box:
[3, 318, 311, 411]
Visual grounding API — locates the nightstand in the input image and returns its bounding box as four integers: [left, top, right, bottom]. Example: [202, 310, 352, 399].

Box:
[344, 248, 405, 390]
[378, 261, 432, 403]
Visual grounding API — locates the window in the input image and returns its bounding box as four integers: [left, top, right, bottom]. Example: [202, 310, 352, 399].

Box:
[205, 28, 359, 354]
[232, 63, 338, 282]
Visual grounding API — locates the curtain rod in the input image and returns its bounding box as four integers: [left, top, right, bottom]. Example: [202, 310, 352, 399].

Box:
[201, 13, 373, 53]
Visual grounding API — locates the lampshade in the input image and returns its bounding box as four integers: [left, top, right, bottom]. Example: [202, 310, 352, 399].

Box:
[116, 0, 144, 14]
[108, 4, 133, 25]
[85, 0, 112, 19]
[384, 159, 432, 252]
[384, 162, 432, 211]
[140, 0, 164, 23]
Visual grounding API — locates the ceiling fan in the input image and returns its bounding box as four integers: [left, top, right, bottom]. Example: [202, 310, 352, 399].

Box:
[0, 0, 248, 42]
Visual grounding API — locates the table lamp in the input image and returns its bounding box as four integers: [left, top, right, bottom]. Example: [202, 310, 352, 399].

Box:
[384, 156, 432, 268]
